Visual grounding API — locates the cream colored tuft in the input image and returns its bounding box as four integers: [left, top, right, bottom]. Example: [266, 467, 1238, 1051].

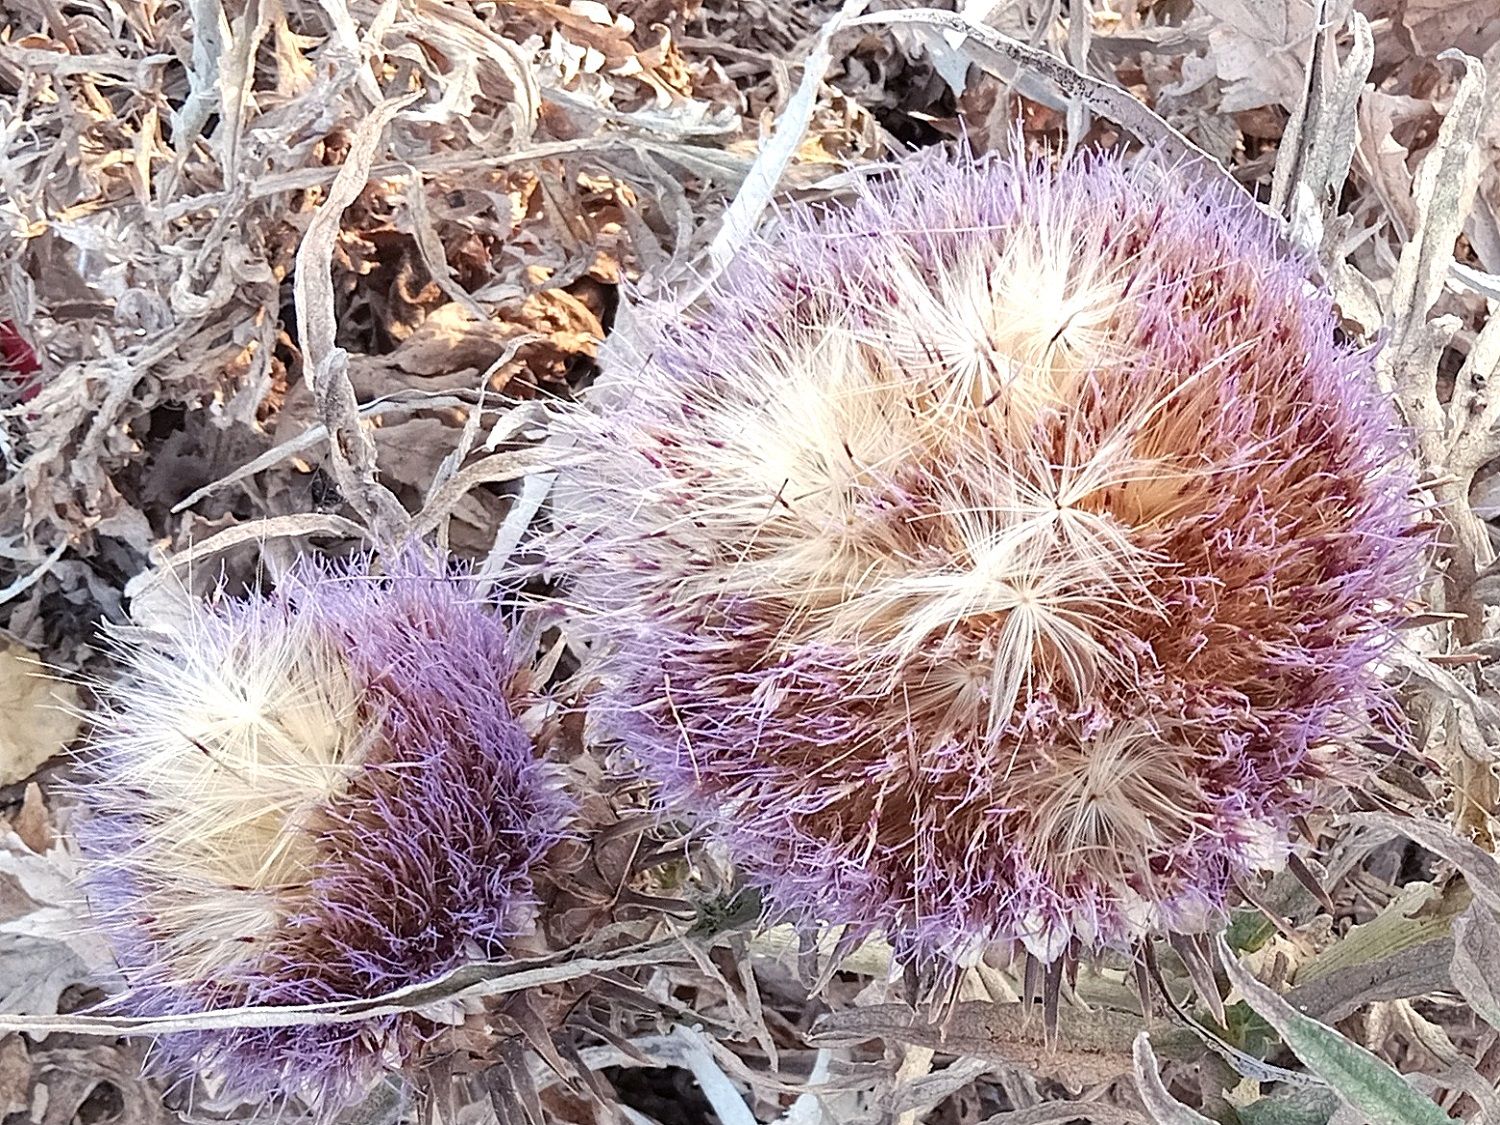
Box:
[572, 268, 1167, 745]
[1012, 723, 1208, 893]
[90, 610, 366, 983]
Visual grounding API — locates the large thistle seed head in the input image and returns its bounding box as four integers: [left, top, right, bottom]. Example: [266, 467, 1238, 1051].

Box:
[78, 552, 572, 1112]
[554, 148, 1429, 970]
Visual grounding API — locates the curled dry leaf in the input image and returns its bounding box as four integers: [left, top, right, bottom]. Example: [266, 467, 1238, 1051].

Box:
[1130, 1033, 1216, 1125]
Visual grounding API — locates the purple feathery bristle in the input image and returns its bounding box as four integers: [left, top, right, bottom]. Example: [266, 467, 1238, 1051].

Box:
[77, 552, 571, 1111]
[552, 146, 1429, 971]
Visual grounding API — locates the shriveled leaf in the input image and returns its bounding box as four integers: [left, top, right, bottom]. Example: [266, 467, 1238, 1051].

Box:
[0, 831, 118, 1021]
[701, 0, 869, 281]
[1195, 0, 1318, 113]
[1272, 8, 1374, 254]
[291, 92, 420, 545]
[1452, 900, 1500, 1029]
[1347, 812, 1500, 915]
[849, 8, 1238, 188]
[1217, 936, 1452, 1125]
[1400, 0, 1500, 57]
[1130, 1033, 1216, 1125]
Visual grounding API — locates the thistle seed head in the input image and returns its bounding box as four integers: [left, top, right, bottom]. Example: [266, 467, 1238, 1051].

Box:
[553, 148, 1428, 969]
[78, 553, 571, 1112]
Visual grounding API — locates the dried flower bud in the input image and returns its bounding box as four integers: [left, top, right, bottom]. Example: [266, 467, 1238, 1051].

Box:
[554, 149, 1427, 970]
[79, 554, 571, 1111]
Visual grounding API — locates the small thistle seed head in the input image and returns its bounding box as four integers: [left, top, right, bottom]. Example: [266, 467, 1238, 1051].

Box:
[553, 147, 1429, 972]
[78, 552, 572, 1112]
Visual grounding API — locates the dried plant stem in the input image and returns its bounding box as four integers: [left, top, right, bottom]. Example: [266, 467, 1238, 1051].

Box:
[292, 93, 419, 548]
[1381, 51, 1498, 844]
[893, 1044, 936, 1125]
[0, 938, 685, 1037]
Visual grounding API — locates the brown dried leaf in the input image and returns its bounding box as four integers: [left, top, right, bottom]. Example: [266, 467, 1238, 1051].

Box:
[0, 1035, 29, 1118]
[1400, 0, 1500, 59]
[0, 645, 78, 787]
[1196, 0, 1318, 112]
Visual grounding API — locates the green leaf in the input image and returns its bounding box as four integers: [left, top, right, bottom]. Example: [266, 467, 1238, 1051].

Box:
[1226, 908, 1277, 954]
[1285, 880, 1463, 1023]
[1216, 936, 1453, 1125]
[690, 886, 762, 936]
[1213, 1001, 1278, 1060]
[1236, 1086, 1341, 1125]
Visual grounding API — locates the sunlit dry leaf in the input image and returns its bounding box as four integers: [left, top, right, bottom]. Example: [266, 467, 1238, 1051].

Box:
[0, 645, 77, 787]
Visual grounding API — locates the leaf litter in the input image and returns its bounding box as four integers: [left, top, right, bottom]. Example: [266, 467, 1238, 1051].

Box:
[0, 0, 1499, 1122]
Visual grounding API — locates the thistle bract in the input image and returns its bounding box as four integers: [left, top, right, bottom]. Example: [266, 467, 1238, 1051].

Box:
[554, 149, 1426, 969]
[79, 553, 570, 1111]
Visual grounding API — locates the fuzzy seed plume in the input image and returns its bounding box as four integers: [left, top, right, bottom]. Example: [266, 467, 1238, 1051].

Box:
[77, 552, 571, 1112]
[552, 147, 1428, 970]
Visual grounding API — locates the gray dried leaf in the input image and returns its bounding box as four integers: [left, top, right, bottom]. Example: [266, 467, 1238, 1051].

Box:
[1272, 8, 1373, 255]
[1131, 1033, 1215, 1124]
[851, 8, 1239, 190]
[978, 1104, 1150, 1125]
[1451, 900, 1500, 1029]
[0, 937, 686, 1037]
[291, 92, 420, 547]
[1197, 0, 1318, 113]
[0, 831, 118, 1022]
[810, 1001, 1198, 1089]
[1347, 812, 1500, 915]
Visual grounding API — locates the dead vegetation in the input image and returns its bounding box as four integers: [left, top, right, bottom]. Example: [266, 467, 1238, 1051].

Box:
[1, 0, 1499, 1122]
